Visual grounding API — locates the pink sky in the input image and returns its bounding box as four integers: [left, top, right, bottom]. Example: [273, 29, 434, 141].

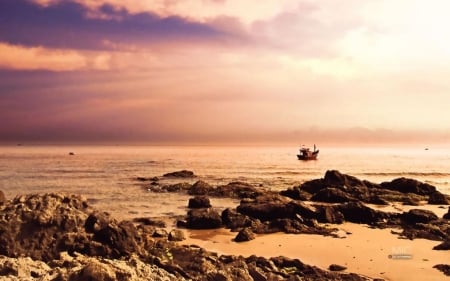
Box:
[1, 0, 450, 145]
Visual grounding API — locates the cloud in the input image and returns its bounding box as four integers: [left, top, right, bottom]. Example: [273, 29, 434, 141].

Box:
[0, 0, 227, 50]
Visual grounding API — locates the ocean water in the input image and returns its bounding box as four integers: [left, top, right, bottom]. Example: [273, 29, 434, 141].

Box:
[0, 145, 449, 220]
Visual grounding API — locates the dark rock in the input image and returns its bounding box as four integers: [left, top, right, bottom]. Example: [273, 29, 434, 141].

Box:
[428, 191, 449, 205]
[235, 228, 255, 242]
[299, 178, 327, 194]
[310, 187, 355, 203]
[444, 207, 450, 219]
[188, 196, 212, 209]
[186, 208, 222, 229]
[237, 195, 295, 221]
[163, 170, 195, 178]
[433, 264, 450, 276]
[380, 177, 436, 195]
[402, 209, 439, 224]
[188, 180, 213, 195]
[92, 220, 141, 258]
[0, 190, 6, 204]
[324, 170, 366, 188]
[164, 183, 192, 192]
[329, 264, 347, 271]
[215, 182, 260, 198]
[316, 205, 345, 224]
[221, 208, 254, 230]
[337, 202, 388, 224]
[168, 230, 185, 241]
[367, 195, 390, 205]
[433, 240, 450, 250]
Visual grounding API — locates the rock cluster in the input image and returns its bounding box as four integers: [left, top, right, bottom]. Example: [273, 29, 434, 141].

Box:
[0, 192, 379, 281]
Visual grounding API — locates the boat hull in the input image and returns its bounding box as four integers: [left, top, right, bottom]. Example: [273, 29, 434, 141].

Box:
[297, 150, 319, 160]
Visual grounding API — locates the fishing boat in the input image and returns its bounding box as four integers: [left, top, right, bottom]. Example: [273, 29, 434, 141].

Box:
[297, 145, 319, 160]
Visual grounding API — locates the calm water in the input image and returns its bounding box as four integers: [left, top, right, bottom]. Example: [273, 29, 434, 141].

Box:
[0, 145, 449, 220]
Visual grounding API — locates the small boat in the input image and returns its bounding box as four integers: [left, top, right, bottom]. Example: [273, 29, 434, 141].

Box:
[69, 152, 75, 155]
[297, 144, 319, 160]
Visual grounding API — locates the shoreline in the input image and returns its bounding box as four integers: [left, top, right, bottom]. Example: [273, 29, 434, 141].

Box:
[181, 221, 447, 281]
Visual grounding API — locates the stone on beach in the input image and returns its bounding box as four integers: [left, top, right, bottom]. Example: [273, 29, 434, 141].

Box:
[186, 208, 223, 229]
[427, 191, 449, 205]
[188, 196, 212, 208]
[234, 227, 256, 242]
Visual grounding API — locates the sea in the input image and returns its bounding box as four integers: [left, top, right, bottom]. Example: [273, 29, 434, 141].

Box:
[1, 145, 449, 221]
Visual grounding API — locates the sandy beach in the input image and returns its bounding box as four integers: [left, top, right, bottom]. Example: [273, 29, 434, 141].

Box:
[181, 221, 448, 281]
[179, 202, 449, 281]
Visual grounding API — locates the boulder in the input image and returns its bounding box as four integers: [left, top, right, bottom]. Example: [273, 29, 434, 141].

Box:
[235, 228, 255, 242]
[236, 195, 296, 221]
[280, 186, 312, 201]
[316, 206, 345, 224]
[163, 170, 195, 178]
[380, 177, 436, 195]
[310, 187, 355, 203]
[215, 182, 260, 198]
[168, 230, 185, 242]
[324, 170, 366, 188]
[221, 208, 254, 230]
[188, 196, 212, 209]
[186, 208, 222, 229]
[402, 209, 439, 224]
[337, 202, 387, 224]
[188, 180, 213, 195]
[428, 191, 449, 205]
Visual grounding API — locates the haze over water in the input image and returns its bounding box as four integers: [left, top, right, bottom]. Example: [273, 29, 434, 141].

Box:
[1, 145, 449, 220]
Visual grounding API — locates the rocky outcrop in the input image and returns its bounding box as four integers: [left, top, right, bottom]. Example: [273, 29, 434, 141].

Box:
[234, 228, 255, 242]
[433, 264, 450, 276]
[188, 196, 212, 209]
[444, 207, 450, 219]
[402, 209, 439, 224]
[188, 180, 213, 195]
[186, 208, 222, 229]
[433, 240, 450, 250]
[163, 170, 196, 178]
[310, 187, 356, 203]
[380, 177, 436, 195]
[428, 191, 449, 205]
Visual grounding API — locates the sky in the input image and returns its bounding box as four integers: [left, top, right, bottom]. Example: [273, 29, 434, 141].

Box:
[1, 0, 450, 145]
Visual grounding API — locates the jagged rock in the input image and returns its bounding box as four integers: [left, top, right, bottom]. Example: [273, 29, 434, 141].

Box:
[402, 209, 439, 224]
[428, 191, 449, 205]
[324, 170, 366, 188]
[188, 196, 212, 209]
[316, 205, 345, 224]
[186, 208, 222, 229]
[188, 180, 213, 195]
[433, 240, 450, 250]
[0, 190, 6, 204]
[235, 228, 256, 242]
[168, 230, 185, 242]
[329, 264, 347, 271]
[337, 202, 389, 224]
[221, 208, 255, 230]
[433, 264, 450, 276]
[310, 187, 355, 203]
[236, 195, 296, 221]
[163, 170, 195, 178]
[74, 260, 116, 281]
[380, 177, 436, 195]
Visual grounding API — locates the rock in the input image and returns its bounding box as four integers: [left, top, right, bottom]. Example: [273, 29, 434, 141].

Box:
[433, 240, 450, 250]
[433, 264, 450, 276]
[444, 207, 450, 219]
[380, 177, 436, 195]
[186, 208, 222, 229]
[221, 208, 254, 230]
[428, 191, 449, 205]
[163, 170, 195, 178]
[188, 180, 213, 195]
[168, 230, 185, 242]
[0, 190, 6, 204]
[324, 170, 366, 188]
[337, 202, 388, 224]
[299, 178, 327, 194]
[310, 187, 355, 203]
[316, 206, 345, 224]
[402, 209, 439, 224]
[153, 229, 168, 238]
[164, 182, 192, 192]
[188, 196, 212, 209]
[280, 186, 312, 201]
[76, 260, 116, 281]
[402, 197, 421, 206]
[235, 228, 256, 242]
[236, 195, 296, 221]
[215, 182, 260, 198]
[367, 195, 390, 205]
[329, 264, 347, 271]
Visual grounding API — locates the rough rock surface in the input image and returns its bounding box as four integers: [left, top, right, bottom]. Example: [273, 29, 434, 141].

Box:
[0, 193, 381, 281]
[188, 196, 212, 209]
[234, 228, 256, 242]
[163, 170, 196, 178]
